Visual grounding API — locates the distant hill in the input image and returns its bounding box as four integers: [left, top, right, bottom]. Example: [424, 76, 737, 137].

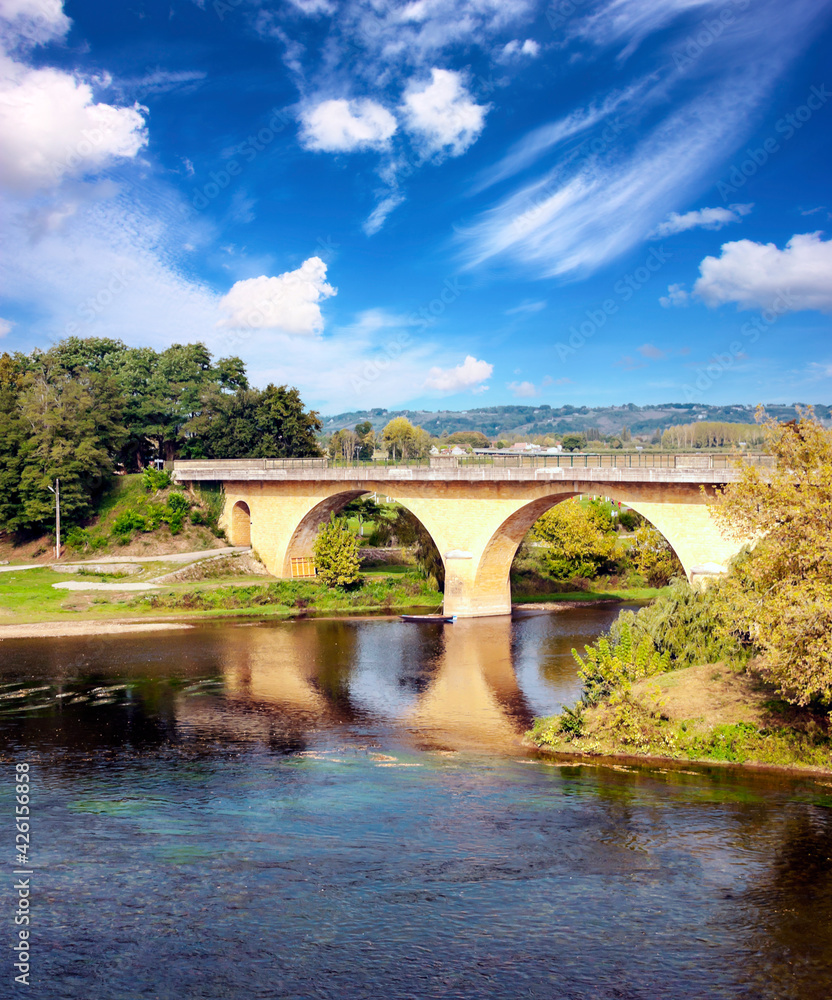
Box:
[321, 403, 831, 439]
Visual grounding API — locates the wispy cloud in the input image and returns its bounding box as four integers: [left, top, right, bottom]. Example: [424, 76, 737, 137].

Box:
[504, 298, 546, 315]
[460, 0, 828, 278]
[649, 203, 752, 238]
[637, 342, 666, 360]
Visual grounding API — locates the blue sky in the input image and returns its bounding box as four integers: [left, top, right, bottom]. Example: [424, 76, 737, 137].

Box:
[0, 0, 830, 413]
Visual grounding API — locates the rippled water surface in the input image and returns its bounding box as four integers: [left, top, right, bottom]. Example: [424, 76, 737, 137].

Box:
[1, 608, 831, 999]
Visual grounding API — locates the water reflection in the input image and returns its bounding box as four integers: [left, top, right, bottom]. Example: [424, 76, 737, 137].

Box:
[0, 609, 830, 999]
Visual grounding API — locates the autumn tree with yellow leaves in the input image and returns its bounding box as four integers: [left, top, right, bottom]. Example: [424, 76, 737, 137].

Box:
[711, 408, 832, 706]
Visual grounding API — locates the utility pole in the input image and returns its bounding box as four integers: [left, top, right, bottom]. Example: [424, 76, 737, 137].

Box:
[47, 478, 60, 560]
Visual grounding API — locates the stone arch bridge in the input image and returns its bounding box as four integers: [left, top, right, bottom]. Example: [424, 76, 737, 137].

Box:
[174, 456, 756, 618]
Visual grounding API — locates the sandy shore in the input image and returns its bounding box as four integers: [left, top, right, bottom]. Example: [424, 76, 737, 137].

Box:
[512, 599, 622, 612]
[0, 620, 194, 640]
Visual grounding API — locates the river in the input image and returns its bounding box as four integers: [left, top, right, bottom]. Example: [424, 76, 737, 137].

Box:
[1, 607, 831, 999]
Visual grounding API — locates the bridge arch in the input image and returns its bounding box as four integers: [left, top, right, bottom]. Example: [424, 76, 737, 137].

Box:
[280, 487, 445, 582]
[472, 491, 683, 615]
[229, 501, 251, 546]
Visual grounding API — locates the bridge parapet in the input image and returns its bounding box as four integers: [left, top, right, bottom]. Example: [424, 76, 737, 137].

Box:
[174, 460, 748, 485]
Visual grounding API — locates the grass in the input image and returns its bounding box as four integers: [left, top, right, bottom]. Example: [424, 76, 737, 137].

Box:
[0, 565, 442, 625]
[131, 575, 442, 616]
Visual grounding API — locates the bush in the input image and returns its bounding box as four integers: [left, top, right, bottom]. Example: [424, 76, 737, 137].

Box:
[65, 526, 92, 551]
[618, 510, 643, 532]
[609, 579, 750, 669]
[313, 513, 361, 587]
[573, 620, 670, 706]
[141, 467, 172, 492]
[113, 509, 147, 538]
[167, 492, 190, 514]
[630, 525, 683, 587]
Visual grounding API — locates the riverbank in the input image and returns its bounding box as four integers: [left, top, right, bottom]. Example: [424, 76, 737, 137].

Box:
[529, 660, 832, 773]
[0, 558, 670, 628]
[0, 563, 444, 627]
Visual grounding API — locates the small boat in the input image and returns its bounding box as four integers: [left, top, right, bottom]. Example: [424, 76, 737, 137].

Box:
[400, 613, 456, 623]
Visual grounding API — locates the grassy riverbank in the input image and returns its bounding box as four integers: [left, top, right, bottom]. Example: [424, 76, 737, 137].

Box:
[527, 576, 832, 774]
[529, 660, 832, 771]
[0, 563, 442, 625]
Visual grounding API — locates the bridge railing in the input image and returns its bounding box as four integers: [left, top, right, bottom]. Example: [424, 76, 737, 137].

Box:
[174, 457, 329, 471]
[328, 452, 775, 470]
[174, 452, 774, 473]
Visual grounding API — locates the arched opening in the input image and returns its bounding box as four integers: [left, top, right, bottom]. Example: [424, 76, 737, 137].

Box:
[282, 489, 445, 588]
[475, 492, 683, 610]
[230, 501, 251, 546]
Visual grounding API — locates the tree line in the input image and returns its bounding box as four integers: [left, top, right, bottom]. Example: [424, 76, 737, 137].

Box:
[0, 337, 321, 535]
[661, 421, 766, 450]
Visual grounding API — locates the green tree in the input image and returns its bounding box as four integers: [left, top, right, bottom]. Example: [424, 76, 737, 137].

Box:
[446, 431, 491, 449]
[255, 384, 322, 457]
[313, 513, 361, 587]
[561, 434, 585, 452]
[630, 525, 682, 587]
[354, 421, 375, 460]
[0, 353, 25, 530]
[530, 498, 616, 579]
[382, 417, 430, 459]
[15, 369, 125, 532]
[710, 408, 832, 705]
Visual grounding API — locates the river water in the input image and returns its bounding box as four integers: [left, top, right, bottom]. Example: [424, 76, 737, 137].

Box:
[1, 607, 831, 999]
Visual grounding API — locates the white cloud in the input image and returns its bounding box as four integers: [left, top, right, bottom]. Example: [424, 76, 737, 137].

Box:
[0, 0, 70, 46]
[693, 232, 832, 313]
[507, 379, 536, 397]
[0, 60, 147, 193]
[402, 69, 489, 158]
[659, 283, 689, 307]
[363, 192, 405, 235]
[499, 38, 540, 60]
[649, 204, 752, 238]
[0, 184, 222, 352]
[299, 98, 397, 153]
[0, 316, 13, 337]
[217, 257, 337, 335]
[424, 354, 493, 392]
[287, 0, 335, 14]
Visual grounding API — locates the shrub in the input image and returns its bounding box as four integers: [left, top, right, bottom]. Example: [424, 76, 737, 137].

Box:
[141, 467, 172, 492]
[167, 492, 190, 514]
[573, 620, 670, 706]
[618, 510, 644, 532]
[313, 513, 361, 587]
[113, 510, 147, 538]
[610, 579, 750, 669]
[630, 525, 683, 587]
[65, 526, 91, 551]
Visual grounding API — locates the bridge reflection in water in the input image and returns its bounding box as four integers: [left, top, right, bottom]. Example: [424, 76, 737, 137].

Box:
[177, 608, 622, 753]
